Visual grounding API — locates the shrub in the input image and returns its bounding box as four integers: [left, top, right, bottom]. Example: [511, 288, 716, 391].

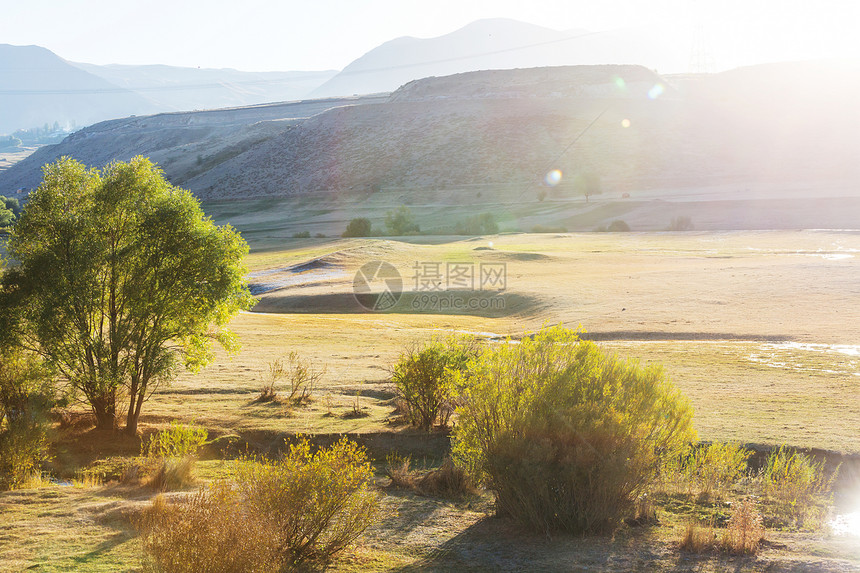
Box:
[607, 219, 631, 232]
[760, 446, 837, 528]
[138, 484, 282, 573]
[0, 349, 54, 490]
[391, 336, 479, 430]
[260, 352, 325, 404]
[384, 205, 419, 235]
[146, 422, 207, 459]
[291, 231, 310, 238]
[721, 499, 764, 554]
[235, 437, 380, 566]
[682, 442, 752, 498]
[453, 326, 695, 534]
[343, 217, 372, 238]
[144, 422, 207, 490]
[679, 520, 717, 553]
[455, 213, 498, 235]
[668, 216, 694, 231]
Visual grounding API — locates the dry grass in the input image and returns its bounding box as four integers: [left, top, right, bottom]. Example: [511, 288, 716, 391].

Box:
[721, 499, 765, 555]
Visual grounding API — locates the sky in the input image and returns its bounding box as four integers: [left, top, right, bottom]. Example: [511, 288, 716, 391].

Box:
[2, 0, 859, 72]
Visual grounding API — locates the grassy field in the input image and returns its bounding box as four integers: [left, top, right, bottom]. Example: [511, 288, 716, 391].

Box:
[2, 230, 859, 571]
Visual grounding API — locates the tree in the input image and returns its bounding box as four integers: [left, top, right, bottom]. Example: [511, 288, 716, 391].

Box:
[0, 156, 254, 433]
[384, 206, 419, 236]
[342, 217, 371, 238]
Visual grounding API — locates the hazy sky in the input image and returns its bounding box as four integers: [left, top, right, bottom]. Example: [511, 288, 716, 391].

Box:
[2, 0, 859, 72]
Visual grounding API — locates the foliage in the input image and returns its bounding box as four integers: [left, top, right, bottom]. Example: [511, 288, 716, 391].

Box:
[138, 485, 283, 573]
[0, 156, 255, 433]
[572, 171, 602, 201]
[144, 422, 207, 491]
[760, 446, 837, 528]
[681, 442, 752, 498]
[145, 422, 207, 459]
[291, 230, 310, 238]
[234, 437, 380, 567]
[0, 348, 54, 490]
[607, 219, 631, 232]
[452, 325, 696, 534]
[455, 213, 498, 235]
[384, 205, 419, 235]
[0, 196, 20, 228]
[342, 217, 372, 237]
[391, 336, 479, 430]
[668, 215, 694, 231]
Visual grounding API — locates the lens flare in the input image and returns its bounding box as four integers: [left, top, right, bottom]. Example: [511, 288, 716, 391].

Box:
[545, 169, 562, 186]
[613, 76, 627, 90]
[648, 83, 665, 100]
[621, 118, 631, 128]
[830, 511, 860, 537]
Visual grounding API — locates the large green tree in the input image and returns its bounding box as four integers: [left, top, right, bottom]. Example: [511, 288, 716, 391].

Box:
[0, 156, 254, 433]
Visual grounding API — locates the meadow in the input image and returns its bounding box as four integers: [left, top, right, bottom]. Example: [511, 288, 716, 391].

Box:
[2, 228, 859, 571]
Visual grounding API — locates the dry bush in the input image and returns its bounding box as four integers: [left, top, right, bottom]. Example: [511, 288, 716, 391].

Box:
[235, 437, 380, 567]
[679, 520, 717, 553]
[418, 458, 477, 499]
[721, 499, 765, 554]
[138, 484, 282, 573]
[259, 353, 326, 404]
[384, 453, 417, 489]
[147, 457, 196, 492]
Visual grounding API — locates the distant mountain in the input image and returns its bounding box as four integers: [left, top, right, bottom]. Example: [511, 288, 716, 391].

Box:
[0, 44, 157, 134]
[311, 18, 681, 97]
[73, 63, 337, 113]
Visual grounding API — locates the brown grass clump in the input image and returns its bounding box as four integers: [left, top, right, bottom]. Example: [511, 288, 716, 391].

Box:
[418, 458, 477, 499]
[385, 455, 478, 500]
[679, 520, 717, 553]
[138, 485, 282, 573]
[721, 499, 765, 555]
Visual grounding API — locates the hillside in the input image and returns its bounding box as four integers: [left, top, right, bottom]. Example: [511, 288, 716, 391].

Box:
[311, 18, 682, 97]
[3, 61, 860, 232]
[73, 63, 336, 113]
[0, 44, 157, 134]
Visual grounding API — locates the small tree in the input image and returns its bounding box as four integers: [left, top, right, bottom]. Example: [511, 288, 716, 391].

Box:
[0, 157, 255, 433]
[453, 326, 695, 534]
[391, 336, 478, 430]
[0, 348, 54, 490]
[384, 206, 419, 235]
[342, 217, 372, 238]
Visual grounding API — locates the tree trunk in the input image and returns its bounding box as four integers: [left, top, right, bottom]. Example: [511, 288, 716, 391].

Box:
[92, 394, 117, 431]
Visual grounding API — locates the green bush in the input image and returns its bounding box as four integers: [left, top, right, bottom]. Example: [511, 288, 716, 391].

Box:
[291, 231, 311, 238]
[760, 446, 837, 528]
[455, 213, 498, 235]
[0, 349, 54, 490]
[384, 205, 419, 235]
[342, 217, 372, 237]
[607, 219, 631, 232]
[235, 437, 380, 566]
[144, 422, 207, 490]
[453, 326, 696, 534]
[682, 442, 752, 498]
[391, 336, 478, 430]
[146, 422, 207, 459]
